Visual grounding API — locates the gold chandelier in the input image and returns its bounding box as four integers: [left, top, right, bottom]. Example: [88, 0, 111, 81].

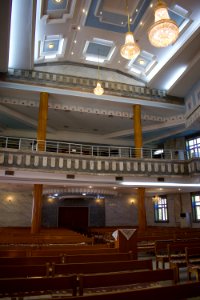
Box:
[152, 195, 160, 203]
[120, 0, 140, 60]
[94, 81, 104, 96]
[93, 50, 104, 96]
[148, 0, 179, 47]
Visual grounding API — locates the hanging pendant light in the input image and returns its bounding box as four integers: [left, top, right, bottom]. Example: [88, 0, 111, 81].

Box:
[93, 50, 104, 96]
[148, 0, 179, 47]
[94, 81, 104, 96]
[120, 0, 140, 60]
[152, 195, 160, 203]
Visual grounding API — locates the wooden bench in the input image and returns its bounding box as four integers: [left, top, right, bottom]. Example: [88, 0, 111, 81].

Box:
[30, 247, 119, 257]
[0, 263, 51, 278]
[155, 239, 174, 269]
[167, 242, 200, 280]
[63, 252, 133, 264]
[185, 246, 200, 280]
[51, 259, 153, 277]
[0, 252, 133, 267]
[0, 275, 77, 298]
[156, 239, 200, 272]
[49, 281, 200, 300]
[78, 268, 177, 296]
[0, 255, 63, 265]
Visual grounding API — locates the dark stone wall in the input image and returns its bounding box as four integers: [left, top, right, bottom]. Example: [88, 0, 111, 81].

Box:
[41, 196, 105, 229]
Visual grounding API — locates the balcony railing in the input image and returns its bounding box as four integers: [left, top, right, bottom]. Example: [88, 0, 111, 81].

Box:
[0, 136, 188, 160]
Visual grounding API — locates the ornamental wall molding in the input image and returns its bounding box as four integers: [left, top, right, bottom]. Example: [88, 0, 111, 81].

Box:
[0, 96, 185, 124]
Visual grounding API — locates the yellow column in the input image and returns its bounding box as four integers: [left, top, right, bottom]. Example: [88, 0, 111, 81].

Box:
[37, 92, 48, 151]
[31, 92, 48, 234]
[137, 187, 147, 232]
[133, 105, 147, 232]
[133, 104, 142, 158]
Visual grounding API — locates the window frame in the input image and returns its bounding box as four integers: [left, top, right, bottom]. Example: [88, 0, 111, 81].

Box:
[186, 136, 200, 159]
[154, 195, 169, 223]
[191, 192, 200, 222]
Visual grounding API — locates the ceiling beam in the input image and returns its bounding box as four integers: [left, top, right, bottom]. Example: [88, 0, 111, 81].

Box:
[0, 104, 55, 133]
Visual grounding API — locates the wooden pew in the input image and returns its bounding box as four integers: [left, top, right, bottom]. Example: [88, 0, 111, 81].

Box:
[168, 242, 191, 280]
[0, 275, 77, 298]
[156, 239, 200, 273]
[185, 246, 200, 280]
[30, 247, 119, 257]
[0, 255, 63, 265]
[52, 259, 153, 277]
[155, 239, 174, 269]
[0, 263, 50, 278]
[78, 268, 177, 296]
[46, 281, 200, 300]
[0, 252, 133, 266]
[0, 245, 118, 258]
[63, 252, 133, 264]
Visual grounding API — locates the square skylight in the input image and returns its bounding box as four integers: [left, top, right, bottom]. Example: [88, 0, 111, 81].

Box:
[47, 0, 68, 11]
[83, 38, 115, 63]
[128, 50, 157, 78]
[40, 35, 65, 60]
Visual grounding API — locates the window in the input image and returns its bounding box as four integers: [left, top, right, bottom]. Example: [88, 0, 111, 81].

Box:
[154, 196, 168, 223]
[186, 136, 200, 159]
[191, 193, 200, 222]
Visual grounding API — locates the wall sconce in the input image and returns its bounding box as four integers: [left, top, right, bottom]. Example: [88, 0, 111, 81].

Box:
[47, 197, 54, 203]
[96, 197, 101, 204]
[6, 196, 14, 203]
[130, 198, 136, 205]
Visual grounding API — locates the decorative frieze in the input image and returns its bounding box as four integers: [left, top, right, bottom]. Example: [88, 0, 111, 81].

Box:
[0, 150, 197, 177]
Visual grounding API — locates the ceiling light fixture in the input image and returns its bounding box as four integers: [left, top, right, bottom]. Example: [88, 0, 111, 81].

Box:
[152, 195, 160, 203]
[120, 0, 140, 60]
[93, 49, 104, 96]
[148, 0, 179, 47]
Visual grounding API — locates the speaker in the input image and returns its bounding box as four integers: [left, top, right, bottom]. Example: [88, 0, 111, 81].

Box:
[115, 176, 123, 181]
[5, 170, 14, 176]
[66, 174, 75, 179]
[157, 177, 164, 182]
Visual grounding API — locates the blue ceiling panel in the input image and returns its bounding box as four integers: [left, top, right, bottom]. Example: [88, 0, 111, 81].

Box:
[47, 0, 68, 11]
[86, 42, 111, 57]
[85, 0, 151, 33]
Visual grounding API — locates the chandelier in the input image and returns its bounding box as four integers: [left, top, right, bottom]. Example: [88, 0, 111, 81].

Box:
[120, 0, 140, 60]
[93, 50, 104, 96]
[94, 81, 104, 96]
[152, 195, 160, 203]
[148, 0, 179, 47]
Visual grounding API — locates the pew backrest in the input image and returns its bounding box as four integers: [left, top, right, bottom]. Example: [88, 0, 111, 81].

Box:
[52, 259, 153, 276]
[50, 281, 200, 300]
[0, 275, 77, 297]
[0, 263, 50, 278]
[0, 255, 62, 265]
[79, 268, 176, 295]
[64, 252, 133, 263]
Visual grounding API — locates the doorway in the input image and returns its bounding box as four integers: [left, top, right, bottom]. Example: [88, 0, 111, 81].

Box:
[58, 206, 88, 233]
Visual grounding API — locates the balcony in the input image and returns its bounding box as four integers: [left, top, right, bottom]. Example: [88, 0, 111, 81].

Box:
[0, 136, 199, 177]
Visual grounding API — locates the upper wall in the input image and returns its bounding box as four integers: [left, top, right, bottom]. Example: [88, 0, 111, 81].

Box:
[185, 80, 200, 129]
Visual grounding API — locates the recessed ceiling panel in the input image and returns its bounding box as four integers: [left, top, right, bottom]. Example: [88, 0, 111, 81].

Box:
[85, 0, 151, 33]
[47, 0, 68, 11]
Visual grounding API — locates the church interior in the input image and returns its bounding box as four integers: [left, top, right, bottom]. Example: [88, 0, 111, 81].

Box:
[0, 0, 200, 298]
